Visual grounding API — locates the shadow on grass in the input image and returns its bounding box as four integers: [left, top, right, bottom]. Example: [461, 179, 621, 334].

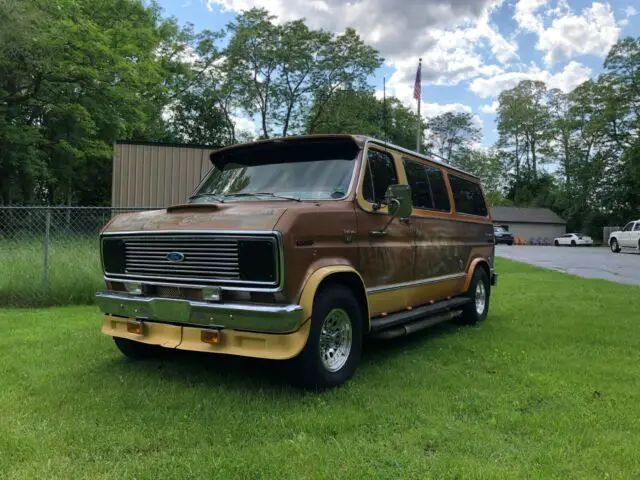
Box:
[92, 316, 490, 392]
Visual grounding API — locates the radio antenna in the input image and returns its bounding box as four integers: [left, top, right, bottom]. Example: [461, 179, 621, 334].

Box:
[382, 76, 388, 148]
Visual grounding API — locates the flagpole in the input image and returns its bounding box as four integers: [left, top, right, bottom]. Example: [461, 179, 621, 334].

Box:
[416, 58, 422, 154]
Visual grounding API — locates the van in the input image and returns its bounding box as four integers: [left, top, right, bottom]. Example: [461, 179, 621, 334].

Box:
[96, 135, 497, 388]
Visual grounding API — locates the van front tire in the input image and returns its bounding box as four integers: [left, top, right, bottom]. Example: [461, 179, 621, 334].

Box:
[113, 337, 160, 360]
[290, 285, 362, 390]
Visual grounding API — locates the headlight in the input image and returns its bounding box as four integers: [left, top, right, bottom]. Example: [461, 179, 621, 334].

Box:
[237, 238, 278, 283]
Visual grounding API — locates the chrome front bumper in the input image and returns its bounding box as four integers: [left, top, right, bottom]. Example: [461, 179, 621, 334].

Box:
[95, 291, 304, 334]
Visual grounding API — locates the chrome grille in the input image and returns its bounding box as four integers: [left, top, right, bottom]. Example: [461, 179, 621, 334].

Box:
[123, 235, 240, 281]
[123, 235, 240, 280]
[102, 232, 280, 287]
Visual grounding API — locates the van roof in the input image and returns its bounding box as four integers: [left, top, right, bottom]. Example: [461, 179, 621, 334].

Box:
[209, 134, 478, 180]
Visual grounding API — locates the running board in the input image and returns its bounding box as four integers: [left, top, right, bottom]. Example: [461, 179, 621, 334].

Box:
[369, 297, 470, 333]
[370, 310, 463, 340]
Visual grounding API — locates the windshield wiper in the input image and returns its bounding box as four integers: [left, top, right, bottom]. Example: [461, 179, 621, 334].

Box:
[188, 193, 225, 202]
[223, 192, 301, 202]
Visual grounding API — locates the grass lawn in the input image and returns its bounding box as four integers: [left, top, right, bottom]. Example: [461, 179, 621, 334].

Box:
[1, 258, 640, 479]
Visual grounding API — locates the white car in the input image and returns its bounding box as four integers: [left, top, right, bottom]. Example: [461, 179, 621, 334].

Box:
[609, 220, 640, 253]
[554, 233, 594, 246]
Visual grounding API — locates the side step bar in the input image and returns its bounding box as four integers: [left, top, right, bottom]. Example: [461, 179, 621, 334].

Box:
[369, 297, 470, 334]
[370, 310, 463, 340]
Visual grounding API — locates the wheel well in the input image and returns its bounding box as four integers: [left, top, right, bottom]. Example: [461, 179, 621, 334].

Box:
[474, 260, 490, 279]
[317, 272, 369, 332]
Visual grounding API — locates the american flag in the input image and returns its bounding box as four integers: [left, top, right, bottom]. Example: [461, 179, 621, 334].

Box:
[413, 60, 422, 101]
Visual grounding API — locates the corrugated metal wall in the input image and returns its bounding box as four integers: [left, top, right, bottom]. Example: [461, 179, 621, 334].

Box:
[112, 142, 214, 208]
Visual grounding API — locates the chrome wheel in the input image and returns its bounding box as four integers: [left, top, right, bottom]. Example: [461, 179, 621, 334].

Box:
[475, 281, 487, 316]
[319, 308, 352, 372]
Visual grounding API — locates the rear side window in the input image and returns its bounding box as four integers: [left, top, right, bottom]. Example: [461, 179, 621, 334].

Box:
[363, 150, 397, 205]
[448, 174, 488, 217]
[402, 158, 450, 211]
[634, 223, 640, 231]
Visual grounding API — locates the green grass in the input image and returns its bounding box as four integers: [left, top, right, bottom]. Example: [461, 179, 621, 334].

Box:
[1, 258, 640, 479]
[0, 239, 102, 307]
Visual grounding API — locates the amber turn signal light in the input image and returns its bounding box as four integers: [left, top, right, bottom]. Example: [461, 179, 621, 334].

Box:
[126, 320, 144, 335]
[201, 329, 221, 345]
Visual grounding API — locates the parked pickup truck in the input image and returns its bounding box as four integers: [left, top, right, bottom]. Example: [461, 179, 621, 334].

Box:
[95, 135, 497, 389]
[609, 220, 640, 253]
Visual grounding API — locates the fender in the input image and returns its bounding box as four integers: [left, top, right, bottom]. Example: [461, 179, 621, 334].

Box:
[463, 258, 491, 291]
[298, 265, 370, 330]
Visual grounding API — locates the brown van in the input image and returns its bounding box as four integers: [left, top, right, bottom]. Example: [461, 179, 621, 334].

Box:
[96, 135, 497, 388]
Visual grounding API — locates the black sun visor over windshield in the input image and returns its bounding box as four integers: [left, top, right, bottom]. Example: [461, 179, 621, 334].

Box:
[209, 137, 361, 170]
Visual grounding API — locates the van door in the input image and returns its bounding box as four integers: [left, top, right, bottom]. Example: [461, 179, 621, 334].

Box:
[356, 147, 415, 316]
[402, 157, 466, 304]
[446, 172, 494, 273]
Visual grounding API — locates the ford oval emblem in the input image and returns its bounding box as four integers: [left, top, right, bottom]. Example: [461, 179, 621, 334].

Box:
[166, 252, 185, 263]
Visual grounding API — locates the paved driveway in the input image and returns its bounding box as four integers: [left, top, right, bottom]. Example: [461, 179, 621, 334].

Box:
[495, 245, 640, 286]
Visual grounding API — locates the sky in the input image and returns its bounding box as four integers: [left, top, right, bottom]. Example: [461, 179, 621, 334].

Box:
[157, 0, 640, 146]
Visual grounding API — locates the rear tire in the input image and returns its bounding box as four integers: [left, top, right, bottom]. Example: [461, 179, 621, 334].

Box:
[457, 268, 490, 325]
[290, 285, 363, 390]
[571, 240, 576, 247]
[554, 240, 559, 246]
[113, 337, 160, 360]
[610, 238, 620, 253]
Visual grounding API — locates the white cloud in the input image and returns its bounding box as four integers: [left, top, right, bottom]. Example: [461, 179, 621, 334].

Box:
[208, 0, 496, 58]
[469, 60, 592, 98]
[208, 0, 517, 89]
[539, 3, 619, 65]
[230, 113, 257, 136]
[479, 101, 499, 113]
[514, 0, 547, 32]
[515, 0, 620, 65]
[422, 102, 472, 118]
[621, 5, 638, 26]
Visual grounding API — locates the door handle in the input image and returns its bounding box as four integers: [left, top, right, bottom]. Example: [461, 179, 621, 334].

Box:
[399, 217, 410, 224]
[369, 230, 388, 238]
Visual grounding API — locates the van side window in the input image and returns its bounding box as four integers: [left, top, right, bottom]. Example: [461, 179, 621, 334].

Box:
[448, 174, 488, 216]
[402, 159, 450, 211]
[425, 165, 450, 211]
[403, 159, 433, 209]
[363, 150, 397, 205]
[634, 223, 640, 231]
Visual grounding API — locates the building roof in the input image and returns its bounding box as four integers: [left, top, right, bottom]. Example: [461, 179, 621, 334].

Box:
[491, 206, 566, 225]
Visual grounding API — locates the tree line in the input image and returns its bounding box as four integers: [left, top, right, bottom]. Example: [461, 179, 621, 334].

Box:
[1, 1, 638, 238]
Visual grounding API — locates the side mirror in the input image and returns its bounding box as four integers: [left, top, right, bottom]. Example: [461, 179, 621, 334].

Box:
[385, 184, 413, 219]
[369, 184, 413, 237]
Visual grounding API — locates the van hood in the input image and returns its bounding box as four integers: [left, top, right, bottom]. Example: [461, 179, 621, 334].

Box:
[103, 203, 288, 233]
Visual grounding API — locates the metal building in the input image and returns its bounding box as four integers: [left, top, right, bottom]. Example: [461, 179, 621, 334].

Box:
[112, 141, 215, 208]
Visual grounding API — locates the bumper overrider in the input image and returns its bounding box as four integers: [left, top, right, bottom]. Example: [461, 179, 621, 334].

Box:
[95, 291, 304, 334]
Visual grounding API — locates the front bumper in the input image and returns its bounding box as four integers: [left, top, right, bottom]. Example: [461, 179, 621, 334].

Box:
[95, 291, 304, 334]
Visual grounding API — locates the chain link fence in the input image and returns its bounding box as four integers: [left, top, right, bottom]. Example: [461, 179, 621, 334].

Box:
[0, 207, 153, 307]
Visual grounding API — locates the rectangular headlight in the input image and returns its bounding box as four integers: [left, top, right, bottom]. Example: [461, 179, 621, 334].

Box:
[237, 238, 278, 284]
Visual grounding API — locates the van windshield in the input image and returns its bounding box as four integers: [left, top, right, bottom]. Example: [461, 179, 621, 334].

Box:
[190, 139, 359, 202]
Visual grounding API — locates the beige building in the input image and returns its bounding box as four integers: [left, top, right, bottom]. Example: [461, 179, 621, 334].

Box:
[491, 206, 566, 241]
[112, 141, 215, 208]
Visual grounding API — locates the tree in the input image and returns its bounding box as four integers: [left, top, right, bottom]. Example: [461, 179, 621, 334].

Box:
[497, 80, 551, 181]
[0, 0, 198, 204]
[306, 90, 426, 151]
[424, 112, 481, 166]
[224, 9, 381, 139]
